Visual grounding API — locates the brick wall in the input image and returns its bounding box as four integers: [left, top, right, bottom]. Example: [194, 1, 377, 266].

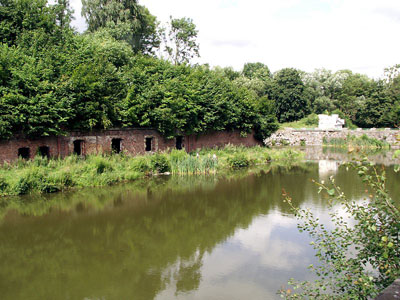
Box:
[185, 130, 261, 152]
[0, 129, 260, 162]
[0, 136, 61, 162]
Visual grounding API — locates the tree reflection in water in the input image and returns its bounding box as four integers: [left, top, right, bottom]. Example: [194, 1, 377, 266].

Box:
[0, 159, 398, 300]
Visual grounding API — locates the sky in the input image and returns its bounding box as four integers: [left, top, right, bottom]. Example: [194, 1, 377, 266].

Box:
[69, 0, 400, 78]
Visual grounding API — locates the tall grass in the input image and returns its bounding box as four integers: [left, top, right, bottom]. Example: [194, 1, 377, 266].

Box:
[0, 146, 304, 196]
[169, 150, 217, 174]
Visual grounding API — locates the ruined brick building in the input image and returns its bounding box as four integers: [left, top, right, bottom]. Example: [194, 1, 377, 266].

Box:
[0, 128, 260, 162]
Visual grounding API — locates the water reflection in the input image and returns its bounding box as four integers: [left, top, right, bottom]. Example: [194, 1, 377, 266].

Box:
[0, 157, 399, 300]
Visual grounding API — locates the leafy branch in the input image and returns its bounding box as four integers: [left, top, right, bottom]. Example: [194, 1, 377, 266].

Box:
[279, 158, 400, 299]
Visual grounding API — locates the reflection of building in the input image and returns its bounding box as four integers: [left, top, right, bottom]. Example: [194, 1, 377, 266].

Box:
[319, 160, 339, 177]
[318, 114, 345, 130]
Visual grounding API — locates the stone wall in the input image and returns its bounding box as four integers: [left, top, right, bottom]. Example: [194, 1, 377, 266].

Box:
[375, 279, 400, 300]
[265, 128, 400, 148]
[0, 129, 261, 163]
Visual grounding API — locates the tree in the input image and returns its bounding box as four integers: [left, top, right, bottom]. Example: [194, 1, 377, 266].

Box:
[0, 0, 61, 45]
[232, 62, 273, 98]
[335, 72, 374, 121]
[120, 56, 276, 139]
[242, 62, 271, 81]
[55, 0, 73, 29]
[162, 16, 200, 65]
[81, 0, 160, 54]
[271, 68, 311, 123]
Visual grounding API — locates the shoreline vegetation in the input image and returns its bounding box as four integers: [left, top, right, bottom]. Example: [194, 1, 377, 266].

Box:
[0, 146, 304, 197]
[323, 134, 391, 150]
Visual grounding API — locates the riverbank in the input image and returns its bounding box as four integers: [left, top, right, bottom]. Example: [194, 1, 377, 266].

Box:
[0, 146, 304, 196]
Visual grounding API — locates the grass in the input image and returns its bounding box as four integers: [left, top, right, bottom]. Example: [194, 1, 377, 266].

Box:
[0, 146, 305, 196]
[280, 114, 319, 129]
[323, 134, 391, 149]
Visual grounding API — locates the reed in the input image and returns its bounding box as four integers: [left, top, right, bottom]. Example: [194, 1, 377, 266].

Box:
[0, 146, 304, 196]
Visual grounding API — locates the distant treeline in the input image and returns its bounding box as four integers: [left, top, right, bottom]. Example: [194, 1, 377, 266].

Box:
[0, 0, 399, 141]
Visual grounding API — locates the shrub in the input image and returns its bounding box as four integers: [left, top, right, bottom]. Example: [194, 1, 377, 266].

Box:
[280, 139, 290, 146]
[130, 157, 151, 173]
[0, 176, 8, 193]
[227, 153, 250, 169]
[90, 156, 113, 174]
[304, 113, 319, 126]
[264, 153, 272, 162]
[39, 176, 60, 193]
[14, 175, 31, 195]
[280, 159, 400, 299]
[52, 170, 75, 188]
[150, 153, 171, 173]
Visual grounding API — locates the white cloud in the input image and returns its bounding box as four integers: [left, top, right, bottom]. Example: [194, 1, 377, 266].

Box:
[70, 0, 400, 78]
[233, 213, 307, 270]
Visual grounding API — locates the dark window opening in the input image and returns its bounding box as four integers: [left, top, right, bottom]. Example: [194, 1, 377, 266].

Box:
[145, 137, 153, 152]
[38, 146, 50, 158]
[73, 140, 84, 156]
[18, 147, 30, 159]
[111, 138, 122, 154]
[176, 136, 183, 150]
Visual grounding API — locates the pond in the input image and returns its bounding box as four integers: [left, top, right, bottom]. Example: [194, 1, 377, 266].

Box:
[0, 150, 399, 300]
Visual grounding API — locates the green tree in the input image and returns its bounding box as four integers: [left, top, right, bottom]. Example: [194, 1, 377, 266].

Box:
[271, 68, 311, 122]
[121, 56, 276, 139]
[162, 16, 200, 65]
[242, 62, 271, 81]
[54, 0, 73, 29]
[335, 72, 374, 121]
[232, 62, 273, 98]
[0, 0, 61, 45]
[81, 0, 160, 54]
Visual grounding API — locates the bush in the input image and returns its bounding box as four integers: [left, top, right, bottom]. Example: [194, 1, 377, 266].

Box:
[280, 159, 400, 298]
[90, 156, 113, 174]
[304, 113, 319, 126]
[0, 176, 8, 193]
[130, 157, 151, 173]
[14, 175, 32, 195]
[150, 153, 171, 173]
[227, 153, 250, 169]
[39, 176, 60, 193]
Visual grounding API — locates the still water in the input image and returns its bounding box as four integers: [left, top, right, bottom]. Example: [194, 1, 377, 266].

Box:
[0, 155, 399, 300]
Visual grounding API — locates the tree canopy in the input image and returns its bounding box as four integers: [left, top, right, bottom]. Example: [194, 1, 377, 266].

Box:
[0, 0, 399, 143]
[0, 0, 278, 141]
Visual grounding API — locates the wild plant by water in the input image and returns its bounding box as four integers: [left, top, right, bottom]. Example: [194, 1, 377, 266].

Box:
[0, 146, 304, 196]
[170, 151, 218, 175]
[280, 158, 400, 299]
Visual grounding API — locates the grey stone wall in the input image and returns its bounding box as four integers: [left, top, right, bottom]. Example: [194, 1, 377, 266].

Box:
[375, 279, 400, 299]
[264, 128, 400, 148]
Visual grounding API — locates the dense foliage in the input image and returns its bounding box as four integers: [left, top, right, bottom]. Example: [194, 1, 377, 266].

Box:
[0, 0, 279, 141]
[0, 0, 399, 143]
